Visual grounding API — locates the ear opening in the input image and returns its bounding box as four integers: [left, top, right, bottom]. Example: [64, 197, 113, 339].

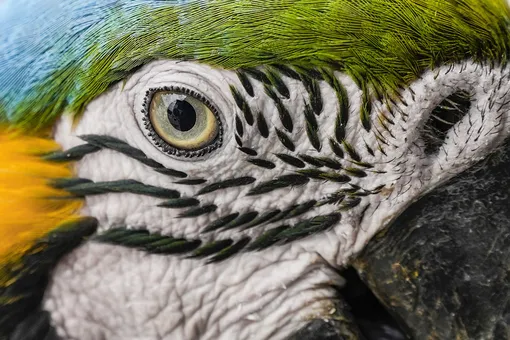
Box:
[421, 90, 472, 155]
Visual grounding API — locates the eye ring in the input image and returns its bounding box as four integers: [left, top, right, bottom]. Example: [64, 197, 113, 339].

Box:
[141, 86, 224, 158]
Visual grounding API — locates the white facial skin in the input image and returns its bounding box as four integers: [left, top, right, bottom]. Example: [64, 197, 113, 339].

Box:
[45, 60, 510, 340]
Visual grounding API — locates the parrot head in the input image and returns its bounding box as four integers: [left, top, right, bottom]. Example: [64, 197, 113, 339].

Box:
[1, 1, 510, 339]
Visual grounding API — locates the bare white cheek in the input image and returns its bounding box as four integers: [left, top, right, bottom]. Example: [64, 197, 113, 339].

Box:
[48, 60, 510, 339]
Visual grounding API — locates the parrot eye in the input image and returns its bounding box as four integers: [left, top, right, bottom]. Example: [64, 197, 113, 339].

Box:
[143, 86, 223, 158]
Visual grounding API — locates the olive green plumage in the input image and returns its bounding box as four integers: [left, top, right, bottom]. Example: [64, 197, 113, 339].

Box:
[3, 0, 510, 129]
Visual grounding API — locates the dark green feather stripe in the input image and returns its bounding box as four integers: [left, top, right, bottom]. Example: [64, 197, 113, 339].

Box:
[51, 178, 181, 199]
[233, 65, 369, 165]
[44, 135, 188, 178]
[93, 212, 341, 262]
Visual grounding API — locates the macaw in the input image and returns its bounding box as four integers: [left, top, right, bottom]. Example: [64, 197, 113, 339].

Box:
[1, 1, 510, 339]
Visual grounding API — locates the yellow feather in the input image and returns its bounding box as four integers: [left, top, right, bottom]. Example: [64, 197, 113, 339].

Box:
[0, 127, 82, 285]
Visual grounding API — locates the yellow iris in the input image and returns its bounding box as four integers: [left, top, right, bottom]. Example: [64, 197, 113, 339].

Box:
[149, 91, 219, 150]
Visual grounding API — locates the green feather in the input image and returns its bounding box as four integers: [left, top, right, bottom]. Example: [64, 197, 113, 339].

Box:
[6, 0, 510, 129]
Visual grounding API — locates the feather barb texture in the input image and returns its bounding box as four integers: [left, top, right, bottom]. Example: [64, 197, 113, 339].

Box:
[0, 127, 81, 286]
[0, 0, 509, 128]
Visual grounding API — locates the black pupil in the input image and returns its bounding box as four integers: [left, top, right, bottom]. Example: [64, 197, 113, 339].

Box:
[167, 99, 197, 132]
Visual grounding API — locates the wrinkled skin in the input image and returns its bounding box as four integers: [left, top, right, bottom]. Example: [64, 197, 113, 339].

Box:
[33, 60, 510, 339]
